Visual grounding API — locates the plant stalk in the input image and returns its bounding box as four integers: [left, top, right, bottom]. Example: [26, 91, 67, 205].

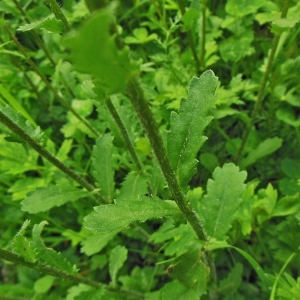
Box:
[235, 0, 290, 163]
[177, 0, 200, 74]
[3, 23, 99, 138]
[105, 97, 143, 171]
[0, 248, 144, 299]
[0, 109, 104, 203]
[200, 0, 207, 69]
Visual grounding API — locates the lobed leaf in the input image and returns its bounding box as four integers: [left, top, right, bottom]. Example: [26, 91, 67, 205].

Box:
[32, 221, 77, 274]
[84, 197, 184, 233]
[21, 184, 90, 213]
[92, 134, 115, 203]
[167, 70, 218, 190]
[199, 163, 247, 241]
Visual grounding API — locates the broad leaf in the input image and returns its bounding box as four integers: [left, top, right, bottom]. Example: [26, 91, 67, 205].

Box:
[109, 245, 128, 286]
[32, 221, 77, 274]
[12, 220, 36, 263]
[21, 184, 90, 213]
[167, 70, 218, 190]
[84, 197, 184, 233]
[64, 6, 136, 95]
[92, 134, 115, 203]
[199, 163, 247, 240]
[240, 137, 282, 169]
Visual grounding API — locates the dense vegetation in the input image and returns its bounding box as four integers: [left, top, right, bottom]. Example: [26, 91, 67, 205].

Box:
[0, 0, 299, 299]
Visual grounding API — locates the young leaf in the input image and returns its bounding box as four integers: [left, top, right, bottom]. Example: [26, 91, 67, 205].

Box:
[63, 6, 137, 95]
[92, 134, 115, 203]
[109, 245, 128, 286]
[218, 263, 243, 296]
[84, 197, 184, 233]
[118, 171, 149, 200]
[199, 163, 247, 241]
[32, 221, 77, 274]
[21, 184, 90, 213]
[240, 137, 283, 169]
[167, 70, 218, 190]
[12, 220, 36, 263]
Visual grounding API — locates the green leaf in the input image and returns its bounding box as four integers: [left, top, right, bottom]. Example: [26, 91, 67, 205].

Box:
[124, 28, 157, 44]
[118, 171, 149, 200]
[92, 134, 115, 203]
[225, 0, 264, 17]
[218, 263, 243, 296]
[281, 159, 300, 179]
[276, 107, 300, 127]
[279, 178, 300, 195]
[272, 194, 300, 217]
[240, 137, 283, 169]
[109, 245, 128, 286]
[17, 16, 63, 33]
[0, 103, 43, 144]
[81, 231, 119, 256]
[157, 280, 198, 300]
[199, 163, 247, 240]
[167, 70, 218, 190]
[21, 184, 90, 213]
[12, 220, 36, 263]
[32, 221, 77, 274]
[199, 152, 220, 173]
[170, 242, 209, 294]
[64, 7, 136, 94]
[34, 275, 55, 294]
[84, 197, 184, 233]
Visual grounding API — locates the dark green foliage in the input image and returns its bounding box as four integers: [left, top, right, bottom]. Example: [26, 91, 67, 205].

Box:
[0, 0, 299, 299]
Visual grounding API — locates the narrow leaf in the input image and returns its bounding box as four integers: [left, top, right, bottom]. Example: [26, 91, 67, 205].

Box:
[32, 221, 77, 274]
[167, 70, 218, 190]
[92, 134, 115, 203]
[17, 16, 63, 33]
[21, 184, 90, 213]
[84, 197, 184, 233]
[199, 163, 247, 240]
[240, 137, 282, 169]
[109, 245, 128, 286]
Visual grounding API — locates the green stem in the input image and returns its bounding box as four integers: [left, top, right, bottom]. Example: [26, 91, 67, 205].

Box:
[177, 0, 200, 74]
[0, 109, 104, 203]
[47, 0, 72, 32]
[126, 74, 206, 241]
[3, 23, 99, 138]
[0, 248, 144, 299]
[12, 0, 76, 99]
[235, 0, 290, 163]
[105, 98, 143, 171]
[200, 0, 207, 69]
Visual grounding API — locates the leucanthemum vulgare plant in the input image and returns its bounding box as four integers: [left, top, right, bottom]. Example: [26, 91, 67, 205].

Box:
[0, 0, 299, 299]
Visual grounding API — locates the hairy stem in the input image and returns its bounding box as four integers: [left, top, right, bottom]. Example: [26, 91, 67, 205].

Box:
[3, 23, 99, 138]
[0, 110, 104, 203]
[47, 0, 72, 32]
[0, 248, 144, 299]
[105, 97, 143, 171]
[235, 0, 290, 163]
